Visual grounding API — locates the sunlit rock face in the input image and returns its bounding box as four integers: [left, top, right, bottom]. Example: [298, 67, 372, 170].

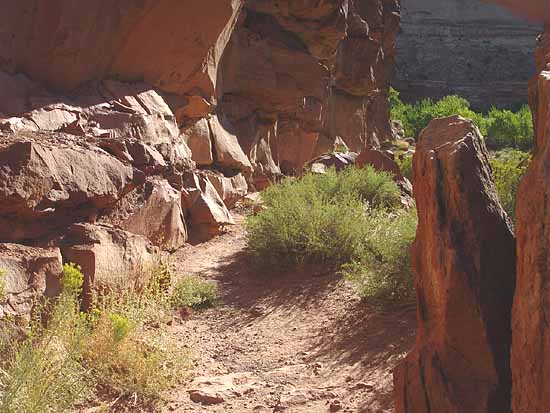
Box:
[512, 27, 550, 413]
[394, 0, 541, 110]
[394, 116, 516, 413]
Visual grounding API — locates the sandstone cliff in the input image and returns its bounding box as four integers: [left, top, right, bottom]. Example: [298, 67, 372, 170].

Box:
[394, 0, 541, 110]
[0, 1, 401, 318]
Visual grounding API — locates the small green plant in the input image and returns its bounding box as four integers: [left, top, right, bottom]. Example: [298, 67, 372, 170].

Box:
[490, 149, 531, 221]
[171, 276, 218, 310]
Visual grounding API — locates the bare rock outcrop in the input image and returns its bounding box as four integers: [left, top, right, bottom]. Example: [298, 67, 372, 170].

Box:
[394, 116, 516, 413]
[60, 223, 159, 308]
[511, 27, 550, 413]
[219, 0, 400, 181]
[0, 244, 63, 319]
[0, 136, 139, 242]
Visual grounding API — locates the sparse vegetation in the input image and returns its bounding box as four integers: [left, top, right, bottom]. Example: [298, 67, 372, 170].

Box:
[0, 263, 187, 413]
[171, 276, 218, 310]
[247, 166, 417, 303]
[490, 149, 531, 221]
[390, 87, 534, 150]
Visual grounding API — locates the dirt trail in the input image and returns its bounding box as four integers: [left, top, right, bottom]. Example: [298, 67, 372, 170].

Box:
[163, 213, 415, 413]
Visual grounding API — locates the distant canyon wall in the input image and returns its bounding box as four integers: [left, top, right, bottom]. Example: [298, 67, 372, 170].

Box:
[394, 0, 541, 110]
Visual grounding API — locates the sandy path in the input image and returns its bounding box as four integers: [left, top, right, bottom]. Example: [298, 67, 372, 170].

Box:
[162, 214, 415, 413]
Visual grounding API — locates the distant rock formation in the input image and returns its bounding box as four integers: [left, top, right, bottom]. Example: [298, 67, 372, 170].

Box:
[394, 0, 541, 110]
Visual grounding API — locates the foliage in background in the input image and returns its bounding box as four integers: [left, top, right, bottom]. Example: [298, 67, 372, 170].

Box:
[490, 149, 531, 221]
[390, 87, 534, 151]
[171, 276, 218, 310]
[247, 166, 417, 303]
[0, 264, 187, 413]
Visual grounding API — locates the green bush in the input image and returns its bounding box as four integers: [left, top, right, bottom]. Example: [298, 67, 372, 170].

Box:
[171, 276, 218, 310]
[490, 149, 531, 221]
[341, 209, 418, 303]
[247, 167, 402, 269]
[390, 87, 534, 150]
[247, 166, 417, 302]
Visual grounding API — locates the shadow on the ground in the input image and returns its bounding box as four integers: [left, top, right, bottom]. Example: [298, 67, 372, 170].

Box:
[212, 249, 342, 322]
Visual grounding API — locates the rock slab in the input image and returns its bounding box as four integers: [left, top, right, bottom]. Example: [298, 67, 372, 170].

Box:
[394, 116, 516, 413]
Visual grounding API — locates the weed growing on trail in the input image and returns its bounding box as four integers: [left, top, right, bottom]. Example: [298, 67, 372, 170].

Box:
[171, 276, 218, 310]
[247, 166, 417, 303]
[0, 264, 187, 413]
[490, 149, 531, 222]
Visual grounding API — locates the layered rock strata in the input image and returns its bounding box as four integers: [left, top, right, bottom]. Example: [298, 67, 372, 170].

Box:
[394, 116, 516, 413]
[395, 0, 541, 110]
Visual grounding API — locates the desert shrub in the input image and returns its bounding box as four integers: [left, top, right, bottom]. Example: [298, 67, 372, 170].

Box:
[247, 167, 402, 269]
[0, 264, 187, 412]
[247, 166, 417, 302]
[490, 149, 531, 221]
[341, 209, 418, 303]
[171, 276, 218, 310]
[390, 88, 533, 150]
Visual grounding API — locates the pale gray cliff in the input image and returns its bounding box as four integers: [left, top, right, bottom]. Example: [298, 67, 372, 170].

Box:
[394, 0, 542, 110]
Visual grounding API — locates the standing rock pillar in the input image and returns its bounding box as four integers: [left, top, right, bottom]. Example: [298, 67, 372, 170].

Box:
[394, 116, 516, 413]
[511, 29, 550, 413]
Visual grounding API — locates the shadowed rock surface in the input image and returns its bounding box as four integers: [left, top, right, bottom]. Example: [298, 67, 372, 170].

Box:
[394, 116, 516, 413]
[395, 0, 541, 110]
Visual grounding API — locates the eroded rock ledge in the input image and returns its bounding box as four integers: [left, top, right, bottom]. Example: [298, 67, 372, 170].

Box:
[0, 1, 401, 318]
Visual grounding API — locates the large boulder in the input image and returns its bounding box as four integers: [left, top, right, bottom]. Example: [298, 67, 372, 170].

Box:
[106, 179, 187, 252]
[0, 244, 63, 318]
[0, 137, 139, 242]
[181, 173, 234, 241]
[205, 171, 248, 209]
[394, 116, 516, 413]
[511, 31, 550, 413]
[60, 223, 159, 308]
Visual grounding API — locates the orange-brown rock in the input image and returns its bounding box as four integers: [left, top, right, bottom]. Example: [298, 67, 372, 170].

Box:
[106, 179, 188, 252]
[60, 223, 159, 308]
[511, 27, 550, 413]
[394, 116, 516, 413]
[0, 136, 139, 242]
[219, 0, 400, 178]
[0, 0, 243, 97]
[0, 244, 63, 319]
